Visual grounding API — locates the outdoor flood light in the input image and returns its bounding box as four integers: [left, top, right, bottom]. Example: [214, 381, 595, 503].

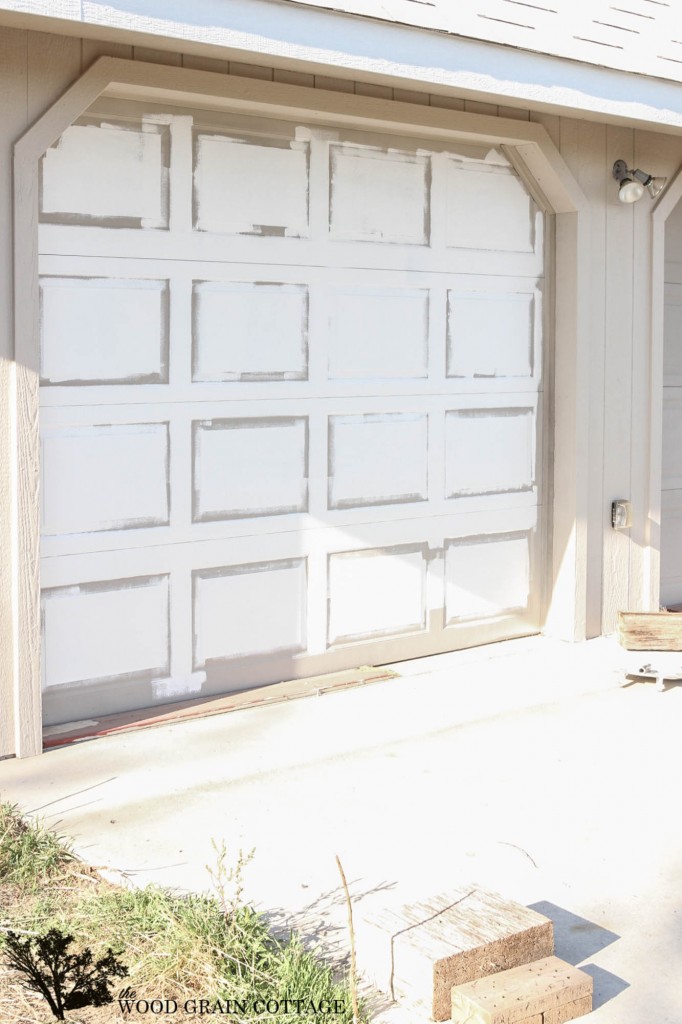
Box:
[613, 159, 667, 203]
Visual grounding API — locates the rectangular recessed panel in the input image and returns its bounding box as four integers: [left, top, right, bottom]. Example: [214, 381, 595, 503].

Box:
[328, 545, 427, 644]
[194, 134, 309, 235]
[445, 533, 530, 622]
[446, 162, 535, 253]
[41, 123, 166, 226]
[446, 408, 535, 497]
[330, 144, 429, 244]
[664, 287, 682, 380]
[662, 392, 682, 489]
[447, 291, 534, 378]
[40, 278, 168, 385]
[193, 417, 308, 520]
[328, 287, 428, 379]
[329, 413, 428, 509]
[193, 282, 308, 381]
[41, 423, 169, 535]
[661, 505, 682, 595]
[194, 558, 306, 665]
[42, 576, 169, 688]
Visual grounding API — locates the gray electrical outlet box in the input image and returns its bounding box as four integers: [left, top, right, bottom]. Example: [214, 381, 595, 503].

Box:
[611, 499, 632, 529]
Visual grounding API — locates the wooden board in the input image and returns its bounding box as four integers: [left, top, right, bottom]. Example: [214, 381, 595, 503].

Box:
[355, 887, 554, 1021]
[451, 955, 593, 1024]
[618, 610, 682, 651]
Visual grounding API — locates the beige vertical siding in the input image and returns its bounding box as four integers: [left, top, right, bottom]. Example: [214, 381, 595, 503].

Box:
[0, 24, 680, 755]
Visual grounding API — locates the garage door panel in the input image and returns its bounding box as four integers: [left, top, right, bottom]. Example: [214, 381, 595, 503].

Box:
[444, 531, 532, 624]
[447, 286, 539, 380]
[40, 277, 169, 386]
[41, 423, 170, 536]
[193, 131, 310, 237]
[445, 406, 536, 498]
[329, 143, 429, 244]
[193, 558, 307, 666]
[445, 160, 538, 254]
[327, 286, 429, 380]
[41, 119, 169, 228]
[193, 416, 309, 521]
[328, 413, 429, 509]
[41, 575, 170, 690]
[327, 544, 428, 645]
[193, 281, 309, 381]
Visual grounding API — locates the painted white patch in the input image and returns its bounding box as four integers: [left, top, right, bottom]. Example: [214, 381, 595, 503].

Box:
[151, 671, 207, 700]
[40, 277, 167, 385]
[329, 144, 428, 244]
[42, 577, 169, 688]
[193, 281, 307, 380]
[328, 287, 428, 379]
[329, 413, 428, 508]
[194, 134, 309, 235]
[194, 560, 306, 663]
[328, 546, 426, 643]
[445, 534, 530, 621]
[41, 123, 165, 225]
[194, 418, 308, 520]
[446, 162, 534, 253]
[41, 423, 169, 535]
[445, 408, 534, 497]
[448, 291, 533, 378]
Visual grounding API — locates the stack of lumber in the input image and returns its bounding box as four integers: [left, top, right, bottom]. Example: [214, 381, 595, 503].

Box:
[356, 885, 593, 1023]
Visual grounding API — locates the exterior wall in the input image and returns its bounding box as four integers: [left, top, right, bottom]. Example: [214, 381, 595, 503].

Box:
[1, 23, 680, 755]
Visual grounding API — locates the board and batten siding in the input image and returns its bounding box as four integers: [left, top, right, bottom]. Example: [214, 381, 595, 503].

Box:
[1, 24, 680, 754]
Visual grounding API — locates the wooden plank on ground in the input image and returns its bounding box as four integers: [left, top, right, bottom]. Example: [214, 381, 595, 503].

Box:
[618, 610, 682, 650]
[451, 955, 593, 1024]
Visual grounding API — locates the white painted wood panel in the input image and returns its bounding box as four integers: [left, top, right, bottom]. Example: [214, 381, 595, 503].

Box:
[328, 413, 428, 508]
[328, 545, 427, 643]
[193, 281, 308, 381]
[41, 423, 169, 534]
[329, 144, 429, 244]
[42, 575, 170, 688]
[447, 283, 539, 379]
[445, 531, 531, 623]
[193, 417, 309, 520]
[37, 102, 545, 725]
[328, 287, 428, 379]
[194, 558, 307, 663]
[194, 133, 309, 236]
[445, 161, 537, 253]
[42, 122, 168, 227]
[40, 277, 168, 384]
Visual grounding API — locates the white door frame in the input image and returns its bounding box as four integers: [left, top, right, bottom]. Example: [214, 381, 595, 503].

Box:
[649, 166, 682, 610]
[11, 56, 590, 756]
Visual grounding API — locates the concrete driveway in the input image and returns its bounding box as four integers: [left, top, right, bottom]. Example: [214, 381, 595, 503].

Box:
[1, 635, 681, 1022]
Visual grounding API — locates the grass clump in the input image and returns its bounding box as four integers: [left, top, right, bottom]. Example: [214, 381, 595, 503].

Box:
[0, 803, 362, 1023]
[0, 803, 74, 889]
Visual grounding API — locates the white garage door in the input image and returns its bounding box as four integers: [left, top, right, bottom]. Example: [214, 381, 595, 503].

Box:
[38, 103, 546, 725]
